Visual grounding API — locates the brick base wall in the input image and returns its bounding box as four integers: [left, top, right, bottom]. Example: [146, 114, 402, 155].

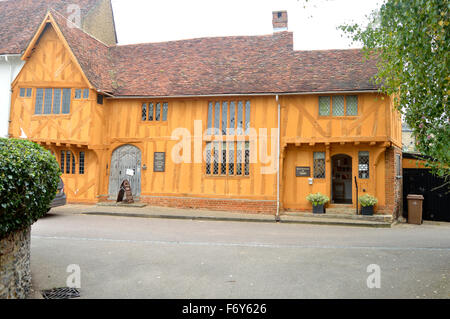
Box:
[140, 196, 277, 214]
[384, 146, 403, 218]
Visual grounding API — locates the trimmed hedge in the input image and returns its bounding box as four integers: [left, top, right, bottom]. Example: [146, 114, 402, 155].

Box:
[0, 138, 60, 239]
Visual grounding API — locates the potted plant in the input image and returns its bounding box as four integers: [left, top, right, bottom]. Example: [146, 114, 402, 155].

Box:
[306, 193, 330, 214]
[359, 194, 378, 215]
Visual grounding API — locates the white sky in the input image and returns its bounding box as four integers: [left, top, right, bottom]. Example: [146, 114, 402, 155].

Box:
[111, 0, 383, 50]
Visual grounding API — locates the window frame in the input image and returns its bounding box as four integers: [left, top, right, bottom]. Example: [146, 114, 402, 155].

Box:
[33, 87, 72, 116]
[313, 152, 326, 179]
[59, 150, 81, 175]
[19, 88, 33, 98]
[318, 95, 359, 118]
[141, 101, 169, 123]
[206, 100, 251, 137]
[358, 151, 370, 179]
[205, 141, 250, 178]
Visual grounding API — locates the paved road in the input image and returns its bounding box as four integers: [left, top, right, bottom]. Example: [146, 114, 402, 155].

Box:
[30, 206, 450, 299]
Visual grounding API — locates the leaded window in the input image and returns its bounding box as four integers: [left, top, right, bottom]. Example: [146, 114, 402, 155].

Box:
[61, 89, 71, 114]
[213, 142, 219, 175]
[319, 96, 331, 116]
[207, 100, 251, 136]
[155, 103, 161, 121]
[162, 102, 168, 121]
[319, 95, 358, 117]
[53, 89, 61, 114]
[205, 142, 212, 175]
[346, 95, 358, 116]
[205, 141, 250, 177]
[83, 89, 89, 99]
[79, 152, 85, 175]
[43, 88, 53, 114]
[35, 89, 44, 114]
[142, 102, 168, 121]
[142, 103, 147, 121]
[358, 151, 369, 179]
[74, 89, 82, 99]
[332, 96, 345, 116]
[60, 151, 65, 172]
[221, 142, 227, 175]
[313, 152, 326, 178]
[148, 103, 154, 121]
[20, 88, 26, 97]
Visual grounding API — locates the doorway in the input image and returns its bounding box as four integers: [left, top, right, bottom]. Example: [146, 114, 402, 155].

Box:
[108, 145, 142, 200]
[331, 154, 352, 204]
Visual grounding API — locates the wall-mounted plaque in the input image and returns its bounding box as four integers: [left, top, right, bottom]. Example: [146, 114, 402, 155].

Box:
[296, 166, 311, 177]
[154, 152, 166, 172]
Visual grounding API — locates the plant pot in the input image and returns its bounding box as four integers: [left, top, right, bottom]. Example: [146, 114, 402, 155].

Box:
[361, 206, 374, 216]
[313, 204, 325, 214]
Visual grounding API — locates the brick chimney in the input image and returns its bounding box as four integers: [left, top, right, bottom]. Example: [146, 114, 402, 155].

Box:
[272, 10, 288, 32]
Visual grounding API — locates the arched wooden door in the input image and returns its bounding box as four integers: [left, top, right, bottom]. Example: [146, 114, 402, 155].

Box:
[109, 145, 142, 200]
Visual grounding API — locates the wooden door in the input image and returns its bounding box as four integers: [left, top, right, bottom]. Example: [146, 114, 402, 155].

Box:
[109, 145, 142, 199]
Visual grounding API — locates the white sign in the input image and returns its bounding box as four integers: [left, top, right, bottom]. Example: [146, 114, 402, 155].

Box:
[126, 169, 134, 176]
[359, 164, 369, 171]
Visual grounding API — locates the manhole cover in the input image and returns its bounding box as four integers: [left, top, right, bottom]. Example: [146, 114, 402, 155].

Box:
[41, 287, 80, 299]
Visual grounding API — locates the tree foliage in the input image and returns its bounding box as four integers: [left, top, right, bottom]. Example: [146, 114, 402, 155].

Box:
[0, 139, 60, 239]
[340, 0, 449, 183]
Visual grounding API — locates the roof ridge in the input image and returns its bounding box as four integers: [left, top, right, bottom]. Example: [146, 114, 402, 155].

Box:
[112, 31, 293, 48]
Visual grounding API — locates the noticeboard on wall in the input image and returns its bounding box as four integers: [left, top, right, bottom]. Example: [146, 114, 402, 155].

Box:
[154, 152, 166, 172]
[296, 166, 311, 177]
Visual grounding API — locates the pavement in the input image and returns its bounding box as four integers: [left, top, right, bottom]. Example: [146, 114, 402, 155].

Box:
[28, 205, 450, 299]
[88, 203, 394, 227]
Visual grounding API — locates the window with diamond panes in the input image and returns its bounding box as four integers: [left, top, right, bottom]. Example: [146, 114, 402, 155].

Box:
[332, 96, 345, 116]
[142, 103, 147, 121]
[319, 96, 331, 116]
[358, 151, 369, 179]
[313, 152, 326, 178]
[213, 142, 220, 175]
[236, 142, 243, 176]
[228, 142, 234, 175]
[205, 141, 250, 177]
[142, 102, 168, 122]
[205, 143, 212, 175]
[346, 95, 358, 116]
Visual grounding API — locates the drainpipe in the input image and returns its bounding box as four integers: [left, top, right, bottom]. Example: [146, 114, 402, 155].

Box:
[7, 55, 13, 138]
[276, 95, 281, 221]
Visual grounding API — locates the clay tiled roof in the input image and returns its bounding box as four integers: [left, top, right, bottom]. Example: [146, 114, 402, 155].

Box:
[51, 9, 113, 92]
[0, 0, 101, 55]
[108, 33, 379, 97]
[24, 10, 381, 96]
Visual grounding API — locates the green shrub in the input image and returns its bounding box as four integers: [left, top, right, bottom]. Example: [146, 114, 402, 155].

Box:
[0, 138, 60, 239]
[306, 193, 330, 206]
[358, 194, 378, 207]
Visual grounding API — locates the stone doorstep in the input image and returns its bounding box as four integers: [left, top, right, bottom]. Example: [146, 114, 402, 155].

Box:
[280, 215, 392, 228]
[96, 202, 147, 208]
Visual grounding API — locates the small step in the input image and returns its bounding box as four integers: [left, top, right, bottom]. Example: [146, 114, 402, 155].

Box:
[280, 215, 392, 228]
[284, 212, 393, 223]
[96, 202, 147, 208]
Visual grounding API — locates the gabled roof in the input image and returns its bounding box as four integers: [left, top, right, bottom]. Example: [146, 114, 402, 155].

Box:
[21, 10, 381, 97]
[0, 0, 107, 55]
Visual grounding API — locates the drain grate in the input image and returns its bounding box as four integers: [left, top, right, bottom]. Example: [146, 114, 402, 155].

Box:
[41, 287, 80, 299]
